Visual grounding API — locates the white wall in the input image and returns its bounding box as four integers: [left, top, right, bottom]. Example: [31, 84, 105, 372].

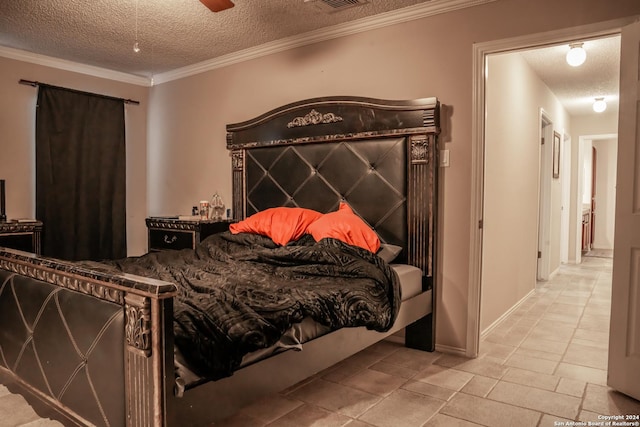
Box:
[582, 140, 593, 206]
[561, 134, 572, 263]
[592, 138, 618, 249]
[481, 52, 570, 333]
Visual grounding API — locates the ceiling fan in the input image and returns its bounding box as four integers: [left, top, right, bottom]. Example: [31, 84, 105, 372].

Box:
[199, 0, 235, 12]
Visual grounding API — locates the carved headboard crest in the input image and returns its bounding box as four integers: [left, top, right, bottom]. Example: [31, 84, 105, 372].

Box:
[287, 109, 343, 128]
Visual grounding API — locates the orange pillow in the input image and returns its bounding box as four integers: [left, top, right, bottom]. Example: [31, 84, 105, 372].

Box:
[229, 207, 322, 246]
[306, 202, 380, 253]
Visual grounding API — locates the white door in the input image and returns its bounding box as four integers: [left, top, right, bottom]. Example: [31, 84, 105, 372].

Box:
[608, 18, 640, 401]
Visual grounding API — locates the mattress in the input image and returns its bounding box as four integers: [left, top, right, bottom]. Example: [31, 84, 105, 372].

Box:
[392, 263, 424, 300]
[174, 264, 423, 392]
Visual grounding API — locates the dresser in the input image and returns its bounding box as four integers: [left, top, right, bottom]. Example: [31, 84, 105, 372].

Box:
[145, 217, 233, 252]
[0, 220, 43, 254]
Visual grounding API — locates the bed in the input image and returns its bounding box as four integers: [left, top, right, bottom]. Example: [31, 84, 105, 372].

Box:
[0, 95, 440, 426]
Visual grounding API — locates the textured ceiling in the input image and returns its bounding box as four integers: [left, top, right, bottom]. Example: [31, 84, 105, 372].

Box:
[520, 35, 621, 117]
[0, 0, 437, 77]
[0, 0, 621, 117]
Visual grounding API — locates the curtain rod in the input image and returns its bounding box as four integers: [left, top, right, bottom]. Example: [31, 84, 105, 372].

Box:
[18, 79, 140, 105]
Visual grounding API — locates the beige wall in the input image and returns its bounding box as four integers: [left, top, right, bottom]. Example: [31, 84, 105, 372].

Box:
[0, 56, 150, 256]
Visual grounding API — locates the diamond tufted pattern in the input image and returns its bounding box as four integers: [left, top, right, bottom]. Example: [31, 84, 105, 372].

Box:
[0, 270, 125, 427]
[245, 137, 407, 256]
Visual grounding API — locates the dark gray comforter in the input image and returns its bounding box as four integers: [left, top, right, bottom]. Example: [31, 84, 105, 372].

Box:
[93, 232, 400, 380]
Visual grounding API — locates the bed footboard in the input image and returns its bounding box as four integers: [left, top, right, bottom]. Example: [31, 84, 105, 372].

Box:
[0, 248, 176, 427]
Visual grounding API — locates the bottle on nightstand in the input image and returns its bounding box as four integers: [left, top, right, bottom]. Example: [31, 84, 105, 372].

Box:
[210, 193, 225, 220]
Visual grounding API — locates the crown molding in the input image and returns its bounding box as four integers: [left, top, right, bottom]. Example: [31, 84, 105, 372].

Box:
[0, 45, 152, 87]
[0, 0, 493, 87]
[153, 0, 496, 84]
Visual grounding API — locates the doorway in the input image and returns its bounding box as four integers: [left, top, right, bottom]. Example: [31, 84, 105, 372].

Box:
[467, 23, 623, 357]
[578, 135, 618, 259]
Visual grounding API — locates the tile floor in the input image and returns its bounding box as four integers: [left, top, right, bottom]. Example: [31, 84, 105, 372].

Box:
[0, 384, 63, 426]
[216, 256, 640, 426]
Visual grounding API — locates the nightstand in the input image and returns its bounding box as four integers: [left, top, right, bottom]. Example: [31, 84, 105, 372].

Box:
[145, 217, 233, 252]
[0, 220, 43, 255]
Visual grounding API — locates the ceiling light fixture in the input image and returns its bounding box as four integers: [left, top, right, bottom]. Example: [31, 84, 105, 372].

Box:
[566, 43, 586, 67]
[133, 0, 140, 53]
[593, 97, 607, 113]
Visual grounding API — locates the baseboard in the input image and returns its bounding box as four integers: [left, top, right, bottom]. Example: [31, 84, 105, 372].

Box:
[435, 343, 467, 356]
[480, 289, 535, 339]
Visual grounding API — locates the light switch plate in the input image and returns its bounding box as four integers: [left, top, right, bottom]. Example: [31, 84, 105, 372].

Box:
[440, 149, 450, 167]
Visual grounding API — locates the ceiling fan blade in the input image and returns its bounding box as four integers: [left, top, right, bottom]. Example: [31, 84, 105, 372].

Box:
[199, 0, 235, 12]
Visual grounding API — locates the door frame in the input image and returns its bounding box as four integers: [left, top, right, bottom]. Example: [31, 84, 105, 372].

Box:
[576, 133, 618, 259]
[561, 132, 572, 264]
[538, 112, 554, 281]
[467, 18, 629, 358]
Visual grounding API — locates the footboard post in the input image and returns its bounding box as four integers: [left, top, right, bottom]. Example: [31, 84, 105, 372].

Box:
[0, 249, 177, 427]
[124, 293, 174, 427]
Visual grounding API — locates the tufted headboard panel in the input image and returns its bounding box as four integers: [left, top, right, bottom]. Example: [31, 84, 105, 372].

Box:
[244, 137, 407, 249]
[226, 96, 439, 277]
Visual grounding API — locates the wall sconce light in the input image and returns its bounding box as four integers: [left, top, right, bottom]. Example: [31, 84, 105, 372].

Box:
[593, 97, 607, 113]
[566, 43, 586, 67]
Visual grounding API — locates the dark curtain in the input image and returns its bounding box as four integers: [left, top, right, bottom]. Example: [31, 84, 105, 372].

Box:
[36, 85, 127, 261]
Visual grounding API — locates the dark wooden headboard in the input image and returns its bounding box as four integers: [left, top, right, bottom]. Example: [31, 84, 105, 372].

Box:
[226, 96, 439, 278]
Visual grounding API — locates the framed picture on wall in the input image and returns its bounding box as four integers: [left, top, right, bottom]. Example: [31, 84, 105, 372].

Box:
[553, 131, 561, 179]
